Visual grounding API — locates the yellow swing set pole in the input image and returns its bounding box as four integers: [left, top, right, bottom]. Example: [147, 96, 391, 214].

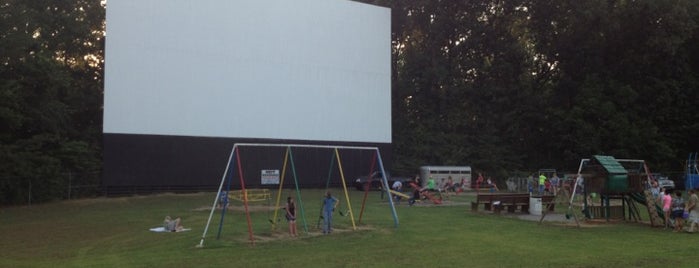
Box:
[335, 148, 357, 230]
[272, 147, 291, 231]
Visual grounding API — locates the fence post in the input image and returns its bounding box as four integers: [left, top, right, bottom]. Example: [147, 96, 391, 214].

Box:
[67, 171, 72, 200]
[28, 179, 32, 206]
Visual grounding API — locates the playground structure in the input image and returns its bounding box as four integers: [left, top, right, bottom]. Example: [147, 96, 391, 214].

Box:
[197, 143, 399, 247]
[572, 155, 664, 226]
[407, 182, 443, 204]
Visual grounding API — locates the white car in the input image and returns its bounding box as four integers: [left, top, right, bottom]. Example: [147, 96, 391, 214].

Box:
[655, 174, 675, 190]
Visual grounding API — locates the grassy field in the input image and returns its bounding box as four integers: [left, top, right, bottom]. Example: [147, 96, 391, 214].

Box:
[0, 189, 696, 267]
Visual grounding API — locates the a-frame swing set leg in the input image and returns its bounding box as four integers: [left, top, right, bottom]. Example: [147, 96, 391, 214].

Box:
[270, 147, 309, 235]
[359, 152, 377, 224]
[318, 151, 337, 229]
[271, 147, 292, 231]
[334, 148, 357, 230]
[539, 184, 580, 228]
[212, 146, 256, 245]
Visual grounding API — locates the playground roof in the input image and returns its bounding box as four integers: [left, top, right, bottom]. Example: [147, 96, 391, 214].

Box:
[593, 155, 628, 175]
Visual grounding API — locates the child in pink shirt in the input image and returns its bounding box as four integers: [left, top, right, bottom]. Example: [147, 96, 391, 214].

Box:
[662, 188, 672, 228]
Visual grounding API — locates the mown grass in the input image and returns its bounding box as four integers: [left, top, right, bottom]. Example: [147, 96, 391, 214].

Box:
[0, 189, 695, 267]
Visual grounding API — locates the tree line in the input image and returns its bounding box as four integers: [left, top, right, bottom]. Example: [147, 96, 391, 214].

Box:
[1, 0, 697, 204]
[370, 0, 699, 178]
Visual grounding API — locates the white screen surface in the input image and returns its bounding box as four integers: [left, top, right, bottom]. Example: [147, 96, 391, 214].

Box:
[104, 0, 391, 143]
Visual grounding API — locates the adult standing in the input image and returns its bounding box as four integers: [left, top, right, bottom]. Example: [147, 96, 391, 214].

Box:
[538, 173, 547, 195]
[550, 173, 560, 196]
[686, 189, 699, 233]
[322, 191, 339, 234]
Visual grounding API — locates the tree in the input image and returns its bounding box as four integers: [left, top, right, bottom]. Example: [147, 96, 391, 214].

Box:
[0, 0, 104, 204]
[373, 0, 699, 177]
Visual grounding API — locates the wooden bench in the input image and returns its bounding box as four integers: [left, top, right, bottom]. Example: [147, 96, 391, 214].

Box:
[471, 193, 555, 214]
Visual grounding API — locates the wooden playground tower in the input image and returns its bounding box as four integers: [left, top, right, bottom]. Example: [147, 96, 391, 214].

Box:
[540, 155, 664, 227]
[574, 155, 663, 226]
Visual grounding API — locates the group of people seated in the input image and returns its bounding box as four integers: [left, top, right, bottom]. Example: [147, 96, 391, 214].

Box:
[474, 173, 500, 192]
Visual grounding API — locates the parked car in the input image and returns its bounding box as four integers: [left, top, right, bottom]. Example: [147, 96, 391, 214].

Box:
[353, 171, 412, 191]
[654, 174, 675, 190]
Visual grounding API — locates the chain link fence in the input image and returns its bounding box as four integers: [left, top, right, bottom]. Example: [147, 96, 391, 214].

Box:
[0, 171, 101, 206]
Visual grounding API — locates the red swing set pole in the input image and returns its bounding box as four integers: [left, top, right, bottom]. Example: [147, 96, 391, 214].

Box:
[358, 152, 378, 223]
[235, 148, 255, 245]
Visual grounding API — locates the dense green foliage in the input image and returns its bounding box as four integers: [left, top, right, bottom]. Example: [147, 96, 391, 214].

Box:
[1, 1, 698, 204]
[1, 191, 697, 267]
[0, 1, 104, 204]
[376, 0, 699, 177]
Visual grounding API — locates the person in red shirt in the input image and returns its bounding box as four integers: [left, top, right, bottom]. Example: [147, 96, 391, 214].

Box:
[476, 173, 484, 191]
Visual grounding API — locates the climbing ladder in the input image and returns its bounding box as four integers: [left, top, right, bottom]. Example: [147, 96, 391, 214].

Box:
[641, 189, 663, 227]
[642, 163, 664, 227]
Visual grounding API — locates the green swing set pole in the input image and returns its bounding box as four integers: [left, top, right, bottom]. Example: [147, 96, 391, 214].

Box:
[375, 148, 399, 227]
[288, 147, 309, 233]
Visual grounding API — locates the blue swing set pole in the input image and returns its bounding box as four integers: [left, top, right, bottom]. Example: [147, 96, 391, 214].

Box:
[375, 148, 399, 227]
[197, 144, 236, 248]
[215, 150, 235, 239]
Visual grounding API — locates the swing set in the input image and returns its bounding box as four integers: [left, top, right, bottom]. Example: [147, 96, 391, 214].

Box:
[197, 143, 399, 247]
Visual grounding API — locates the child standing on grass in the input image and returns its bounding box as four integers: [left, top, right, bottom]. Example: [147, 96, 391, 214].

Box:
[285, 196, 297, 237]
[661, 188, 672, 228]
[671, 191, 685, 232]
